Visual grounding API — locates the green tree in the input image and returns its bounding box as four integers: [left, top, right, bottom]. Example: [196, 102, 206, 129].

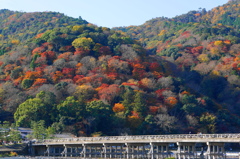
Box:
[9, 129, 22, 142]
[21, 79, 33, 89]
[181, 94, 198, 105]
[121, 87, 134, 115]
[31, 120, 46, 140]
[57, 96, 85, 120]
[86, 100, 112, 134]
[133, 92, 147, 117]
[14, 98, 50, 127]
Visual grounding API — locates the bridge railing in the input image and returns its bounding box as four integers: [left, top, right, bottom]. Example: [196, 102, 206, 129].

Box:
[34, 134, 240, 144]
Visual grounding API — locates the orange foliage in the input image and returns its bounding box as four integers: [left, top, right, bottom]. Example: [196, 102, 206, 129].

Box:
[4, 64, 15, 73]
[57, 52, 73, 61]
[129, 111, 140, 119]
[35, 33, 44, 39]
[133, 63, 146, 69]
[13, 77, 23, 86]
[107, 72, 118, 80]
[24, 71, 41, 80]
[75, 76, 91, 85]
[165, 97, 178, 106]
[194, 13, 201, 16]
[95, 83, 109, 91]
[113, 103, 125, 113]
[52, 71, 64, 82]
[181, 91, 190, 95]
[32, 78, 47, 87]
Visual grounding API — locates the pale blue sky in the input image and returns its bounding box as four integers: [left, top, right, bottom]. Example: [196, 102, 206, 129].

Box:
[0, 0, 228, 28]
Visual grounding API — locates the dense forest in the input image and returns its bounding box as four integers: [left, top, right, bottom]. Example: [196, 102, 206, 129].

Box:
[0, 0, 240, 137]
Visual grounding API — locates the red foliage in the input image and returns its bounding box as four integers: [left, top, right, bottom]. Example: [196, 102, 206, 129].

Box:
[149, 106, 159, 114]
[155, 89, 165, 100]
[98, 46, 112, 55]
[74, 48, 90, 55]
[98, 84, 120, 104]
[32, 46, 45, 54]
[41, 51, 56, 61]
[62, 67, 75, 78]
[181, 31, 191, 38]
[95, 83, 109, 91]
[73, 75, 85, 83]
[191, 46, 203, 54]
[149, 62, 160, 72]
[35, 65, 47, 72]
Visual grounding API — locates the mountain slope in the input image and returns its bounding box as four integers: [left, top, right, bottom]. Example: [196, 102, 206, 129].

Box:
[0, 3, 240, 137]
[0, 9, 88, 55]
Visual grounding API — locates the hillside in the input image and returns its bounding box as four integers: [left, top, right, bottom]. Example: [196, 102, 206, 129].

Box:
[0, 1, 240, 137]
[0, 9, 88, 55]
[114, 0, 240, 132]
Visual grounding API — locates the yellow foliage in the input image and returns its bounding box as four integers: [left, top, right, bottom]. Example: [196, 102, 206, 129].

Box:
[0, 34, 4, 38]
[210, 47, 220, 55]
[214, 40, 223, 46]
[158, 30, 166, 36]
[211, 70, 220, 76]
[72, 25, 84, 32]
[127, 79, 138, 85]
[18, 33, 24, 36]
[72, 37, 94, 49]
[198, 54, 210, 62]
[11, 39, 20, 45]
[10, 151, 18, 157]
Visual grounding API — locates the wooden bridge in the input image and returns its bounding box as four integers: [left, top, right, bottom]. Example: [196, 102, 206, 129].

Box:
[31, 133, 240, 158]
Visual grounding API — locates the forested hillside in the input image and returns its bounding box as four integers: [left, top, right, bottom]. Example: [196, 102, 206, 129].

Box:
[0, 1, 240, 137]
[114, 0, 240, 132]
[0, 9, 87, 55]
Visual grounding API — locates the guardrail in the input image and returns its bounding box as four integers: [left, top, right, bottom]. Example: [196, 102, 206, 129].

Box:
[34, 133, 240, 145]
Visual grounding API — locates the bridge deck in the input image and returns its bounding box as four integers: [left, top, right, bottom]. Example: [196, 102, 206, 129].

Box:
[33, 134, 240, 146]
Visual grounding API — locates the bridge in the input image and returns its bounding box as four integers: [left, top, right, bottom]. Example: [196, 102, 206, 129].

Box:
[31, 133, 240, 158]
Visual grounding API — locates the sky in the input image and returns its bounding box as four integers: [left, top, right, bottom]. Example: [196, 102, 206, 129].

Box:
[0, 0, 228, 28]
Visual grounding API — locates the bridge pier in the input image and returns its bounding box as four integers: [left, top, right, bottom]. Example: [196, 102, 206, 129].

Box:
[80, 143, 103, 158]
[104, 143, 125, 158]
[176, 142, 196, 159]
[206, 142, 226, 159]
[151, 142, 171, 159]
[125, 143, 148, 159]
